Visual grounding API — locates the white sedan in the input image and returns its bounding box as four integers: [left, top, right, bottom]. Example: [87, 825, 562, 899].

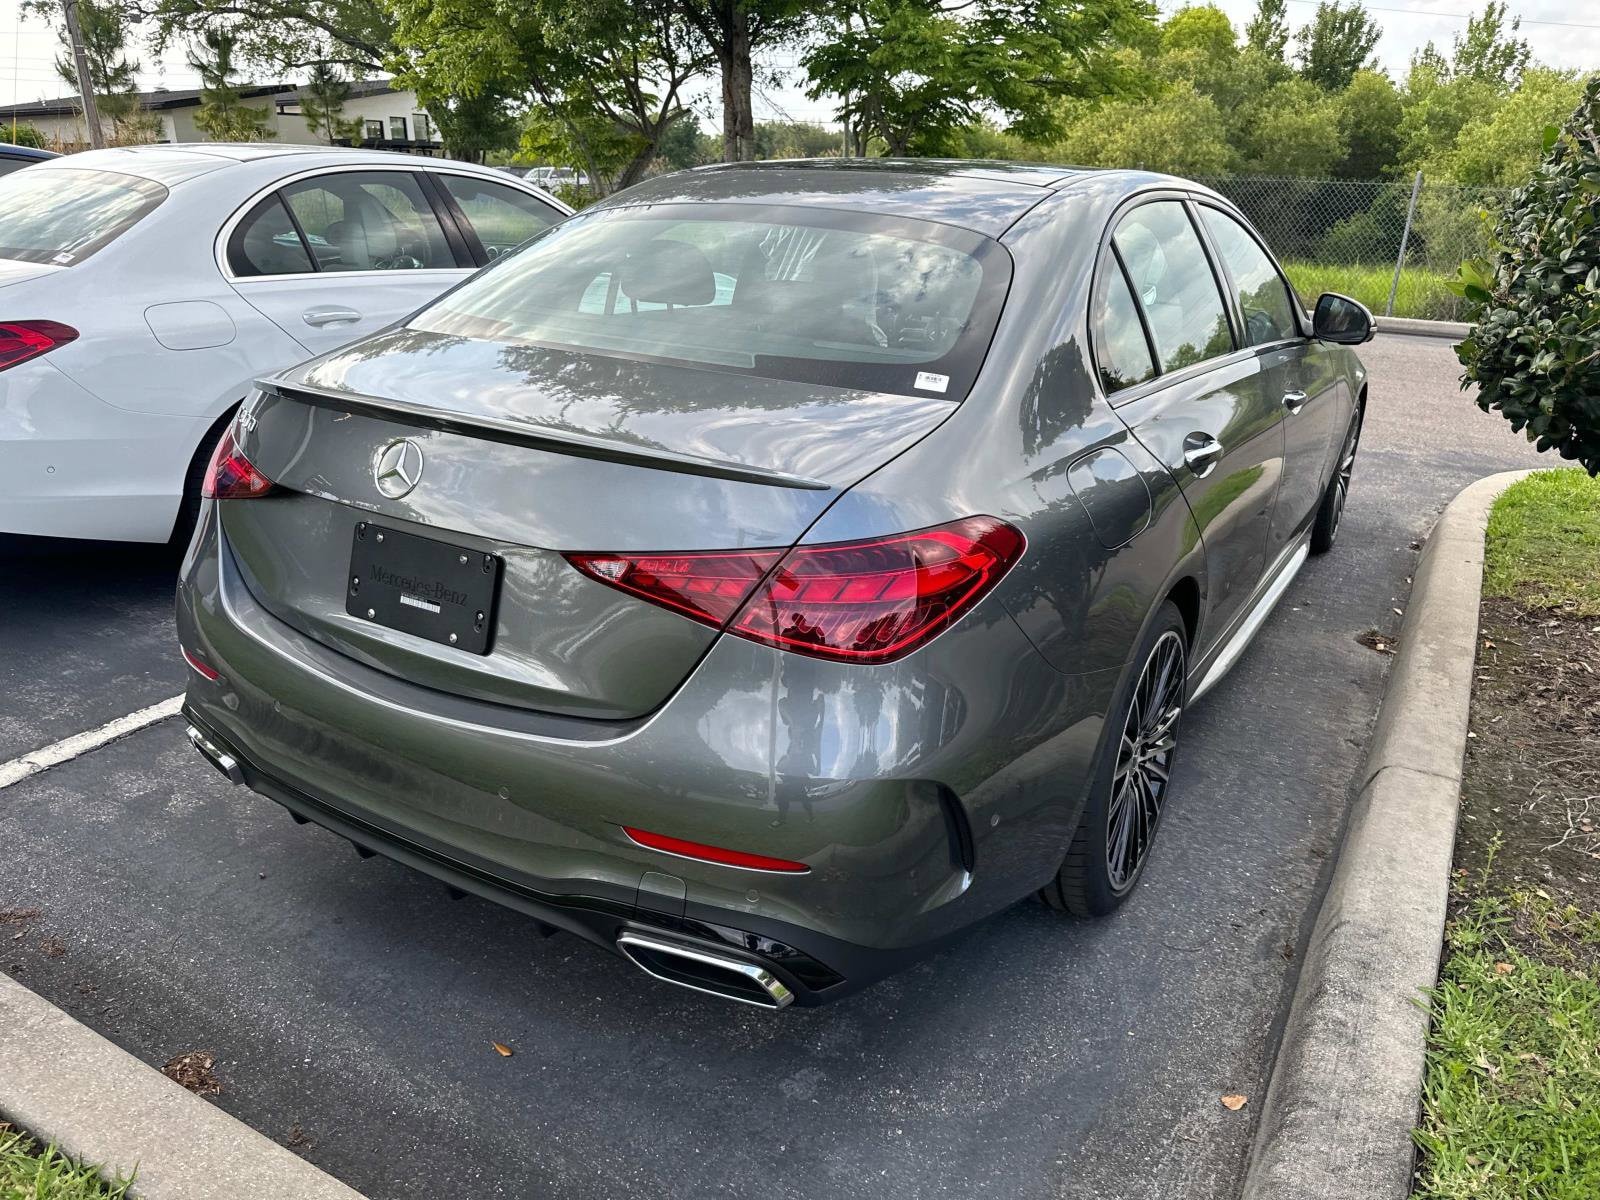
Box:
[0, 144, 569, 543]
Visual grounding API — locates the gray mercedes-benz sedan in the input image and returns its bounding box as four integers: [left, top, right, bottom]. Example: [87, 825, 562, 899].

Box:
[177, 160, 1373, 1008]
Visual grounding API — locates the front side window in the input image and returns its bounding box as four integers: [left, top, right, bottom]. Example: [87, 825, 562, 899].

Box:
[1199, 207, 1300, 347]
[0, 167, 166, 265]
[410, 204, 1010, 398]
[281, 172, 454, 272]
[1091, 254, 1157, 394]
[228, 194, 315, 277]
[437, 175, 561, 260]
[1113, 201, 1234, 373]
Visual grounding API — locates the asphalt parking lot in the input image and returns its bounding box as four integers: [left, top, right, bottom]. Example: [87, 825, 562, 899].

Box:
[0, 333, 1548, 1200]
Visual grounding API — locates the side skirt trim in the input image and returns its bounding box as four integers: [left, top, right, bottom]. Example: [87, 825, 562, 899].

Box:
[1188, 535, 1310, 704]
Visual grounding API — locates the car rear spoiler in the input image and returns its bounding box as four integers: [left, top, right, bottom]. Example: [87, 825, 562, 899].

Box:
[254, 379, 831, 492]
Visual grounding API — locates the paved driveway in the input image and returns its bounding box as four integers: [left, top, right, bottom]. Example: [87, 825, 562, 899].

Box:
[0, 334, 1546, 1199]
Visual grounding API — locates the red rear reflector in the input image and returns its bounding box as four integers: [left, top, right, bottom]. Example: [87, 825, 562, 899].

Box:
[567, 516, 1025, 664]
[181, 646, 220, 681]
[623, 826, 810, 873]
[0, 320, 78, 373]
[201, 429, 277, 500]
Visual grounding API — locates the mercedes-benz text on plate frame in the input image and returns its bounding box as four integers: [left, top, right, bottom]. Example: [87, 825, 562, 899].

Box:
[373, 438, 425, 499]
[177, 159, 1372, 1007]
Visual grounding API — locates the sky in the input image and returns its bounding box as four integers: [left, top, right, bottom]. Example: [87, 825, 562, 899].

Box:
[2, 0, 1597, 119]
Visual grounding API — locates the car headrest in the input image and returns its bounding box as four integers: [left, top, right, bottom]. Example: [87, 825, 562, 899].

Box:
[620, 239, 715, 306]
[330, 195, 400, 270]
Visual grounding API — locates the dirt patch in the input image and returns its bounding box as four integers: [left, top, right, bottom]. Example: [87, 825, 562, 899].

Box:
[1356, 628, 1398, 654]
[1454, 598, 1600, 937]
[161, 1050, 222, 1096]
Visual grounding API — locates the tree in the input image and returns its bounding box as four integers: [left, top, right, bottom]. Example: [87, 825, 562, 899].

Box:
[804, 0, 1141, 157]
[1161, 4, 1234, 59]
[48, 0, 153, 142]
[1451, 1, 1530, 92]
[188, 27, 275, 141]
[1336, 69, 1402, 178]
[1433, 68, 1584, 186]
[679, 2, 810, 162]
[1455, 75, 1600, 475]
[1295, 1, 1380, 91]
[134, 0, 395, 75]
[1244, 0, 1288, 62]
[1231, 76, 1345, 176]
[391, 0, 709, 190]
[1056, 82, 1233, 174]
[299, 62, 363, 143]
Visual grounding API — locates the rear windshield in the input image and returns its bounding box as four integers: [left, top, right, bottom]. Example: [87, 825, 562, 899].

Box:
[0, 168, 168, 266]
[410, 202, 1010, 399]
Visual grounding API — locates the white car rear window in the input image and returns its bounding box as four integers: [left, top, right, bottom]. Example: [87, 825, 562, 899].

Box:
[0, 168, 167, 266]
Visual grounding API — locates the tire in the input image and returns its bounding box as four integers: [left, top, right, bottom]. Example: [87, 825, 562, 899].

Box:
[1040, 601, 1188, 917]
[1310, 406, 1362, 555]
[168, 408, 238, 550]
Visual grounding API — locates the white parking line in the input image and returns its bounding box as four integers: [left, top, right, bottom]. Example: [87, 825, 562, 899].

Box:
[0, 695, 185, 792]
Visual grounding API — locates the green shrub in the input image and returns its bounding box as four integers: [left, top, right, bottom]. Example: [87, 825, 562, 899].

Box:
[1456, 74, 1600, 476]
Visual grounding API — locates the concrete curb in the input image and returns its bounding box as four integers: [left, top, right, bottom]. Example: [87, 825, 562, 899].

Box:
[0, 971, 366, 1199]
[1375, 316, 1471, 341]
[1240, 468, 1537, 1200]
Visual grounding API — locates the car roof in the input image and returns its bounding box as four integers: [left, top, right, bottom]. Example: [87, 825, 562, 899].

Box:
[0, 142, 59, 162]
[598, 160, 1243, 238]
[21, 144, 507, 187]
[595, 158, 1099, 237]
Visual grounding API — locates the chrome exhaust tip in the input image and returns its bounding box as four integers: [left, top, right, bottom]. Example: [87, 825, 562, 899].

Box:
[617, 931, 794, 1009]
[185, 725, 244, 786]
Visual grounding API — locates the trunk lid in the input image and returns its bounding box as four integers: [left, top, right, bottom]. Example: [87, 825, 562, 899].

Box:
[223, 331, 955, 719]
[0, 260, 62, 292]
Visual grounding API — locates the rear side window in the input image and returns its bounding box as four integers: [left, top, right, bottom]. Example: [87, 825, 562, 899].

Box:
[1114, 202, 1234, 373]
[436, 175, 561, 260]
[0, 167, 166, 265]
[1091, 256, 1156, 393]
[228, 195, 316, 277]
[1199, 207, 1299, 347]
[280, 172, 454, 272]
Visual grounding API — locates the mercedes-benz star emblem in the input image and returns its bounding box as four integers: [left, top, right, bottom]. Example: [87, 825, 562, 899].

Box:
[373, 438, 424, 499]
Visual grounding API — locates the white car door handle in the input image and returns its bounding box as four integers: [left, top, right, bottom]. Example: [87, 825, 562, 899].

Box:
[302, 306, 362, 328]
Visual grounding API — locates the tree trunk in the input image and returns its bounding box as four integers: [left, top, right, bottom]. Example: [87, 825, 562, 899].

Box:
[720, 4, 754, 162]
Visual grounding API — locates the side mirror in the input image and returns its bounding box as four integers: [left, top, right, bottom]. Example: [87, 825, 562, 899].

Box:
[1313, 292, 1375, 345]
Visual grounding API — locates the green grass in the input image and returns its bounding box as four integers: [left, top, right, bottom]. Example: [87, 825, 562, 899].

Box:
[1484, 469, 1600, 616]
[1281, 259, 1470, 322]
[0, 1125, 130, 1198]
[1415, 891, 1600, 1200]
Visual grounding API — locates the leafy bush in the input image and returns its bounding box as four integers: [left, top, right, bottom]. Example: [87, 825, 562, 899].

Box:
[5, 124, 49, 150]
[1456, 75, 1600, 475]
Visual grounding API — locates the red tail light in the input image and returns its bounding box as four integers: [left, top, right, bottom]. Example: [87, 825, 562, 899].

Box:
[567, 516, 1025, 664]
[623, 826, 811, 873]
[201, 429, 277, 500]
[0, 320, 78, 372]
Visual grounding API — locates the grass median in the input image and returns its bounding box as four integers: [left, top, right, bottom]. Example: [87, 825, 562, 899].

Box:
[0, 1124, 129, 1198]
[1413, 469, 1600, 1200]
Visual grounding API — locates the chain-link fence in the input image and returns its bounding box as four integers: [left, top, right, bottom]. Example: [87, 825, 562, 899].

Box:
[1191, 173, 1511, 323]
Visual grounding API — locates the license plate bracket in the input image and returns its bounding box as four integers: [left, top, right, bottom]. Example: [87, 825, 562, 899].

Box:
[346, 522, 501, 655]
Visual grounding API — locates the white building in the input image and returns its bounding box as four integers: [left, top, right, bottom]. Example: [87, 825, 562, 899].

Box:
[0, 78, 442, 153]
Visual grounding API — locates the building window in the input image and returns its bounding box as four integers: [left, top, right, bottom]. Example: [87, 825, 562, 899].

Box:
[364, 119, 383, 141]
[414, 113, 432, 142]
[389, 115, 407, 142]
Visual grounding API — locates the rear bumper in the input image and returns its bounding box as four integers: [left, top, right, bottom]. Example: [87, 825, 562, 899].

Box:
[0, 359, 197, 542]
[183, 704, 880, 1005]
[177, 504, 1118, 1003]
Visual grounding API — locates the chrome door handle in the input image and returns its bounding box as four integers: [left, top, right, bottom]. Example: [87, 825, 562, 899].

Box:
[1282, 390, 1308, 414]
[1182, 433, 1224, 477]
[302, 306, 362, 327]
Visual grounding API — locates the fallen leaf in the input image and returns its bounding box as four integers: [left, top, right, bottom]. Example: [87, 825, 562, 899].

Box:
[1495, 962, 1514, 975]
[1220, 1093, 1248, 1110]
[491, 1041, 514, 1057]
